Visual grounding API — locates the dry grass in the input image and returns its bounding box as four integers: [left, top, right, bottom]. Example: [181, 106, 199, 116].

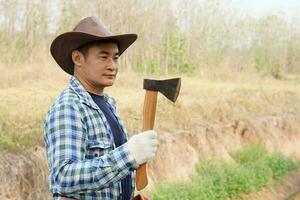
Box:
[0, 62, 300, 150]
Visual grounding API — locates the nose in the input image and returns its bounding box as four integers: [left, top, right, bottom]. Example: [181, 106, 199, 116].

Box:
[107, 58, 118, 71]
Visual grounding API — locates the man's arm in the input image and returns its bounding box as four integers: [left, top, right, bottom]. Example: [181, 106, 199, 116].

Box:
[44, 103, 138, 194]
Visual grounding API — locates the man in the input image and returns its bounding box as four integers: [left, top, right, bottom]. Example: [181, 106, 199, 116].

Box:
[44, 16, 157, 199]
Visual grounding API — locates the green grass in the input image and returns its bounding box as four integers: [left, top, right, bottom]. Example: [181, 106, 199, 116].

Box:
[150, 145, 299, 200]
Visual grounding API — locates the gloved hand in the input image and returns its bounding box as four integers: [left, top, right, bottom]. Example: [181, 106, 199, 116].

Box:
[127, 130, 158, 165]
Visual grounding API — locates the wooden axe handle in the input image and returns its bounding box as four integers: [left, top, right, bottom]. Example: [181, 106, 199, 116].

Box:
[136, 90, 158, 191]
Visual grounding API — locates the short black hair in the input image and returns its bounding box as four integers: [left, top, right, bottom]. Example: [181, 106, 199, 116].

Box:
[77, 39, 119, 58]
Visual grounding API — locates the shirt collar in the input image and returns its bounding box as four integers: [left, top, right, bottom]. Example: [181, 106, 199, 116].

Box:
[69, 76, 113, 110]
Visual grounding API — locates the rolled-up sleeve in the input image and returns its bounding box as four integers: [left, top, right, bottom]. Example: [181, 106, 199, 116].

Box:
[44, 103, 138, 195]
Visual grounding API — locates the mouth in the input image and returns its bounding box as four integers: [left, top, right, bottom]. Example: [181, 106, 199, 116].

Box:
[103, 74, 116, 79]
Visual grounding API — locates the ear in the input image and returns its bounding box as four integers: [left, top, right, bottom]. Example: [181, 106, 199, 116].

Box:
[72, 50, 84, 67]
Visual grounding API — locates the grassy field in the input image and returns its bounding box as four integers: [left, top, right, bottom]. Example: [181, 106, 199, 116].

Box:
[150, 145, 299, 200]
[0, 62, 300, 150]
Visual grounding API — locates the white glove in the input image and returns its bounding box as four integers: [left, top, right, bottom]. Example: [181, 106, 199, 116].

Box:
[127, 130, 158, 165]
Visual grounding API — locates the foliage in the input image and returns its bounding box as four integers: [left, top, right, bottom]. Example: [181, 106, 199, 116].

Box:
[151, 145, 298, 200]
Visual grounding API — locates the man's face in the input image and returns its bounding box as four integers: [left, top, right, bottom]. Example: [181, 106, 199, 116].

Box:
[75, 42, 119, 91]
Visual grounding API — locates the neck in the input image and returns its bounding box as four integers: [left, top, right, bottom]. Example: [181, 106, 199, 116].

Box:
[74, 75, 104, 95]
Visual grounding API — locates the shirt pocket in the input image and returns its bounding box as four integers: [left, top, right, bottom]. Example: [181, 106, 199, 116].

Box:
[86, 139, 112, 159]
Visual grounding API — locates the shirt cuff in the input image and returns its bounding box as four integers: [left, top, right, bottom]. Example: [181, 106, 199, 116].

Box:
[113, 143, 139, 171]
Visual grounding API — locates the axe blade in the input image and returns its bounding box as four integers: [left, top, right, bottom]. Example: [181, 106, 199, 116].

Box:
[143, 78, 181, 102]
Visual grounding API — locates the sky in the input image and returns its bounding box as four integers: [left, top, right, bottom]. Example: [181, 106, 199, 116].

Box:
[231, 0, 300, 19]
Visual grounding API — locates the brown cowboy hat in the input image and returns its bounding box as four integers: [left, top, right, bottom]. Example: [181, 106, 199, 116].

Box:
[50, 16, 137, 75]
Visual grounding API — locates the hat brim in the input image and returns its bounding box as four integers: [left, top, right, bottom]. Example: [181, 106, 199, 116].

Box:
[50, 32, 137, 75]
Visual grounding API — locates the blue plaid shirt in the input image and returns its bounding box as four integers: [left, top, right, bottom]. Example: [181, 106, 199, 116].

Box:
[44, 76, 138, 199]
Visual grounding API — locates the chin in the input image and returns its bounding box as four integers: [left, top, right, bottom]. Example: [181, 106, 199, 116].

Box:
[103, 81, 114, 87]
[98, 76, 115, 87]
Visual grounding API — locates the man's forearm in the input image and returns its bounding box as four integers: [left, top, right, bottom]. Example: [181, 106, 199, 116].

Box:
[51, 144, 138, 194]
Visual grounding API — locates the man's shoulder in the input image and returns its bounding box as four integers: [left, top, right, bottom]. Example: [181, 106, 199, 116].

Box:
[49, 87, 81, 113]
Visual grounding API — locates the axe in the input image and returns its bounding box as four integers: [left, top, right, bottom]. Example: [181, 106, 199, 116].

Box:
[136, 77, 181, 191]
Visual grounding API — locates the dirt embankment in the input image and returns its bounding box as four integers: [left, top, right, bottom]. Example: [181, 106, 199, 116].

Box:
[148, 114, 300, 185]
[0, 146, 49, 199]
[1, 114, 300, 200]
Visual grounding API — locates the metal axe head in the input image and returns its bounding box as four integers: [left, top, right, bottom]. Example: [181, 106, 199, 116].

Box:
[143, 78, 181, 102]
